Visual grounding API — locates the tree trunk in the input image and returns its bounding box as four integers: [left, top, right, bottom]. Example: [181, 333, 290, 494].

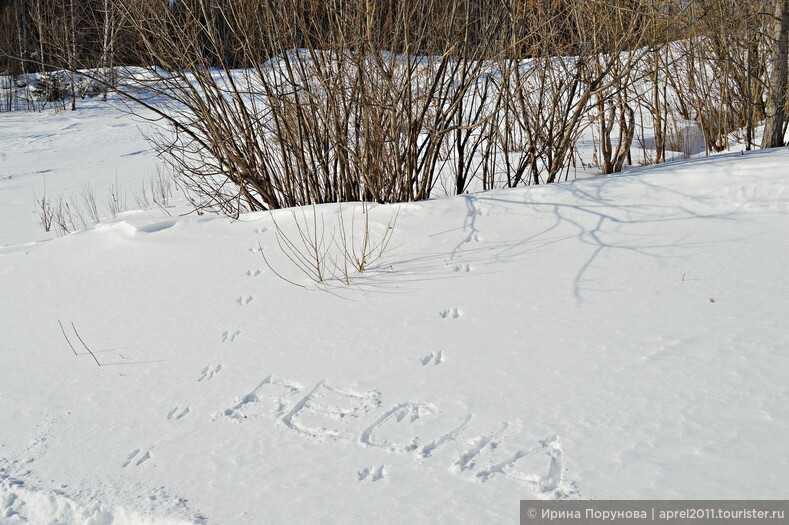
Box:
[100, 0, 112, 98]
[34, 0, 45, 72]
[69, 0, 76, 111]
[16, 0, 25, 74]
[762, 0, 789, 148]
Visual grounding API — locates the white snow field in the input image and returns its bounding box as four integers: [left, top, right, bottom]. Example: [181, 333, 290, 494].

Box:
[1, 101, 788, 524]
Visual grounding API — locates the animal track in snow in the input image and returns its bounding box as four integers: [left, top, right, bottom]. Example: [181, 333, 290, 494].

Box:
[420, 351, 444, 366]
[198, 364, 223, 382]
[358, 466, 385, 482]
[453, 264, 473, 273]
[440, 308, 462, 319]
[246, 269, 262, 277]
[236, 296, 254, 306]
[122, 449, 140, 467]
[221, 330, 241, 343]
[26, 416, 57, 457]
[247, 247, 264, 255]
[122, 448, 153, 468]
[167, 406, 190, 420]
[136, 450, 153, 466]
[255, 227, 268, 234]
[27, 433, 47, 454]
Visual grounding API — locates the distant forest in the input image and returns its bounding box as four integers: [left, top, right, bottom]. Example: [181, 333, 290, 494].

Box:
[0, 1, 782, 69]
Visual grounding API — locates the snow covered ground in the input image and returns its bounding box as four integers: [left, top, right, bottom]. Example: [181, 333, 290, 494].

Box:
[1, 101, 788, 524]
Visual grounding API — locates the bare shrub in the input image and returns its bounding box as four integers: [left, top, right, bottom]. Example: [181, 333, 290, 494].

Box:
[52, 196, 78, 236]
[334, 201, 399, 283]
[265, 205, 333, 286]
[150, 168, 172, 208]
[10, 0, 775, 207]
[263, 201, 398, 288]
[133, 169, 173, 211]
[33, 178, 137, 236]
[133, 179, 151, 210]
[106, 176, 127, 218]
[33, 185, 54, 232]
[80, 182, 100, 224]
[31, 72, 68, 106]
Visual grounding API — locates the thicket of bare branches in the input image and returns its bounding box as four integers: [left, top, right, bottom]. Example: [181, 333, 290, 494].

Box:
[1, 0, 788, 211]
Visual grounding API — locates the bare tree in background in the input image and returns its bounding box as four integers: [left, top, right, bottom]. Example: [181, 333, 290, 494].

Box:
[763, 0, 789, 147]
[1, 0, 786, 208]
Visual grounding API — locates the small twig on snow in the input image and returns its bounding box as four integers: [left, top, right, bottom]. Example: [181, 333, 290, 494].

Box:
[71, 322, 102, 367]
[259, 241, 306, 289]
[58, 320, 78, 356]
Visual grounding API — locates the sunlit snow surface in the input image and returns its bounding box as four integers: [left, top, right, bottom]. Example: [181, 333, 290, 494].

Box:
[1, 100, 788, 524]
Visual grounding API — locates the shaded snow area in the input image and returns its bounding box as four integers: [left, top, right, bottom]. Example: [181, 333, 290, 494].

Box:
[1, 103, 788, 524]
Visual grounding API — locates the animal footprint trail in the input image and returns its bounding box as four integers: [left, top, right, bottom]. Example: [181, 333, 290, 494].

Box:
[440, 308, 462, 319]
[167, 406, 190, 420]
[453, 264, 473, 273]
[221, 330, 241, 343]
[246, 269, 262, 277]
[420, 351, 444, 366]
[122, 449, 140, 468]
[236, 296, 254, 306]
[122, 448, 153, 468]
[198, 364, 223, 382]
[136, 450, 152, 466]
[358, 466, 385, 482]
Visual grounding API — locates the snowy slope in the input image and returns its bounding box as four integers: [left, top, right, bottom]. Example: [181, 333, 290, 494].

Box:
[1, 105, 788, 524]
[0, 100, 187, 248]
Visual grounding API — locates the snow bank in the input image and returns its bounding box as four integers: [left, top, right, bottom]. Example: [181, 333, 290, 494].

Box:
[1, 471, 195, 525]
[1, 103, 787, 524]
